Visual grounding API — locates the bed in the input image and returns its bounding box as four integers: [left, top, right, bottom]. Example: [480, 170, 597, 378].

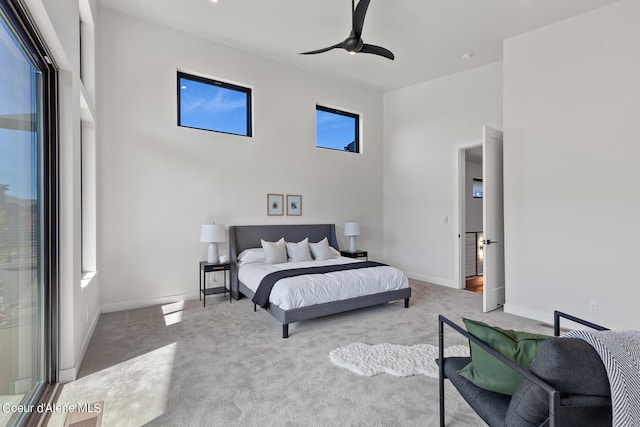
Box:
[229, 224, 411, 338]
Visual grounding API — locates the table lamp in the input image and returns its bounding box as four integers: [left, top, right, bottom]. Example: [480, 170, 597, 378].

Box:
[200, 223, 225, 263]
[344, 221, 361, 252]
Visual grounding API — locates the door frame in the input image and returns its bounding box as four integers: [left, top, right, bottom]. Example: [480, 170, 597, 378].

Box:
[455, 140, 483, 290]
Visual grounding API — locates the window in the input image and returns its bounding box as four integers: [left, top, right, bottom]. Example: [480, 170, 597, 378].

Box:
[1, 0, 59, 422]
[177, 72, 252, 137]
[316, 105, 360, 153]
[81, 120, 96, 279]
[473, 177, 483, 198]
[79, 0, 96, 283]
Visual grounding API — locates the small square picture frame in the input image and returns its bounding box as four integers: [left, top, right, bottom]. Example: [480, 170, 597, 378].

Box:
[267, 193, 284, 216]
[287, 194, 302, 216]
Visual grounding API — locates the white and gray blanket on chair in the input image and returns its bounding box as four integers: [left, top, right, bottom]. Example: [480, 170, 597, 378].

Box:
[563, 329, 640, 427]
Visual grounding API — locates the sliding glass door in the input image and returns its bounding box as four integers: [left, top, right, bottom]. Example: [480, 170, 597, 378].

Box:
[0, 0, 57, 425]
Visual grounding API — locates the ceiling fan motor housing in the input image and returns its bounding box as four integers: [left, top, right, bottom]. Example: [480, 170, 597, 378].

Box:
[344, 35, 364, 52]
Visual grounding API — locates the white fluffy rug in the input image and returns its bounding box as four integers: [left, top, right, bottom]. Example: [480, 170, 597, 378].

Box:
[329, 343, 470, 378]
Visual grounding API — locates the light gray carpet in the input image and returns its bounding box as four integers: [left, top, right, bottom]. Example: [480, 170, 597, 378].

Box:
[49, 280, 553, 426]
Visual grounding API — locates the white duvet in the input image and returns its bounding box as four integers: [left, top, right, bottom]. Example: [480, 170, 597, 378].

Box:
[238, 257, 409, 310]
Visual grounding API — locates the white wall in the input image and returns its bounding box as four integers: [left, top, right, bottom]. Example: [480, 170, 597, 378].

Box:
[383, 63, 502, 287]
[25, 0, 638, 384]
[503, 0, 640, 328]
[97, 9, 384, 311]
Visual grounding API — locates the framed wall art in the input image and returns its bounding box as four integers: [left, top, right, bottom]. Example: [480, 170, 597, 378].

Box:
[287, 194, 302, 216]
[267, 194, 284, 216]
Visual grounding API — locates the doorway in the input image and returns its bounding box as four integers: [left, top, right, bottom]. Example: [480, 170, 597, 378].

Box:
[460, 146, 484, 294]
[457, 126, 505, 312]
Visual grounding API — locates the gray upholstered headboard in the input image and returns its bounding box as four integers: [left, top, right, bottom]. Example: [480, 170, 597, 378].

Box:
[228, 224, 339, 299]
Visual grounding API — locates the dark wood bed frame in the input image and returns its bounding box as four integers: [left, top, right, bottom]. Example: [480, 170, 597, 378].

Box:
[229, 224, 411, 338]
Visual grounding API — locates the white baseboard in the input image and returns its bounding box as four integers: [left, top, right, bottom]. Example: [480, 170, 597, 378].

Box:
[503, 303, 553, 325]
[59, 366, 76, 383]
[13, 377, 32, 395]
[59, 308, 101, 383]
[101, 292, 198, 313]
[404, 271, 456, 288]
[504, 303, 607, 331]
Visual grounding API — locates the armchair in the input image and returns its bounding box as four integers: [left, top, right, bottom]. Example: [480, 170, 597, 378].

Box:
[438, 311, 611, 427]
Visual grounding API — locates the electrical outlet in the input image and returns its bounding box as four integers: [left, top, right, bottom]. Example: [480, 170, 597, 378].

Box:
[589, 301, 598, 313]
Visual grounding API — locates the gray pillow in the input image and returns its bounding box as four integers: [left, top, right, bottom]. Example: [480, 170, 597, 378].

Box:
[505, 337, 611, 426]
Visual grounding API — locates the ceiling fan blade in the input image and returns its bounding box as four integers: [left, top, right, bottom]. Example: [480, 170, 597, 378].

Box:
[360, 43, 395, 60]
[352, 0, 371, 37]
[299, 42, 345, 55]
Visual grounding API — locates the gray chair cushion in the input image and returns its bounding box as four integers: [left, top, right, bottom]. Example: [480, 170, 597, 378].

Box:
[505, 338, 612, 426]
[442, 357, 511, 426]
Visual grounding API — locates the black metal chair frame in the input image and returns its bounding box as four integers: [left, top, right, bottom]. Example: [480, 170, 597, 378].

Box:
[438, 311, 609, 427]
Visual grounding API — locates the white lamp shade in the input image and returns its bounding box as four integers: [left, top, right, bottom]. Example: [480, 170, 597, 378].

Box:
[344, 221, 361, 252]
[343, 221, 361, 237]
[200, 224, 225, 243]
[200, 224, 225, 263]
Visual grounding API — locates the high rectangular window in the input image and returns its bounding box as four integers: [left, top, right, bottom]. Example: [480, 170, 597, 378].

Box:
[316, 105, 359, 153]
[177, 72, 252, 137]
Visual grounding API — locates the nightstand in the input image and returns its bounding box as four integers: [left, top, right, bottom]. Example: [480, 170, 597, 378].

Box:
[199, 261, 231, 307]
[340, 250, 368, 261]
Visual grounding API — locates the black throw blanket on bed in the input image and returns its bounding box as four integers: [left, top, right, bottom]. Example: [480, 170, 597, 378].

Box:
[252, 261, 387, 309]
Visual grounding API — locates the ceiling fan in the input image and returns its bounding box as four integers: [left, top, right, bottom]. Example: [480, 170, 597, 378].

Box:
[299, 0, 394, 60]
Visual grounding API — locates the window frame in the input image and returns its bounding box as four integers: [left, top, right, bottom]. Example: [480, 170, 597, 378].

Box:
[0, 0, 60, 423]
[315, 105, 360, 153]
[177, 71, 253, 137]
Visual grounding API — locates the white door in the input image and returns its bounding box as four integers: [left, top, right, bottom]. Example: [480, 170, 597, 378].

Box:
[482, 126, 505, 312]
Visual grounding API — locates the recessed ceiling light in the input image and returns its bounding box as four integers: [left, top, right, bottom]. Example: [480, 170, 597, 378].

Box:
[462, 52, 473, 60]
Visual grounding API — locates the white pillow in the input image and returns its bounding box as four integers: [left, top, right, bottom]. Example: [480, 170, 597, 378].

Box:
[261, 238, 287, 264]
[286, 238, 313, 262]
[237, 248, 265, 266]
[309, 237, 335, 261]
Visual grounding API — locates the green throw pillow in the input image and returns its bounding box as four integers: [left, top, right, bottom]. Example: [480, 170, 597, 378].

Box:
[457, 318, 549, 395]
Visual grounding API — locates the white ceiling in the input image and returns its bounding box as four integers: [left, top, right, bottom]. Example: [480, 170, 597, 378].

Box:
[97, 0, 619, 92]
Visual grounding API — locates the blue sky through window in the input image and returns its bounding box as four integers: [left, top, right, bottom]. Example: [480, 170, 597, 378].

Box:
[0, 15, 38, 201]
[179, 76, 250, 136]
[316, 108, 358, 152]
